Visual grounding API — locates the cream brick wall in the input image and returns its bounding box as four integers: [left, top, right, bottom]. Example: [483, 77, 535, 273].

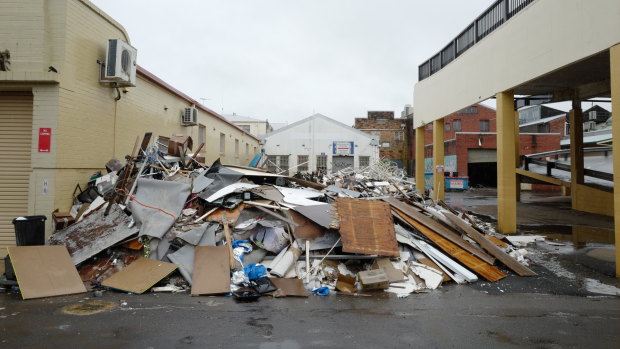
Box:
[1, 0, 260, 230]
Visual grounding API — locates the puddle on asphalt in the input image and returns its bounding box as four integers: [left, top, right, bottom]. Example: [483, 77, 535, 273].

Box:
[518, 225, 614, 247]
[60, 301, 117, 316]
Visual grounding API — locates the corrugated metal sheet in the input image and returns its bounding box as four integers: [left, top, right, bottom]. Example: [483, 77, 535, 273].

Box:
[335, 198, 399, 257]
[0, 93, 33, 255]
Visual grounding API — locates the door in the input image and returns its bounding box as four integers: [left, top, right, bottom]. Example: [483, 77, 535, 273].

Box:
[0, 92, 33, 254]
[332, 156, 354, 173]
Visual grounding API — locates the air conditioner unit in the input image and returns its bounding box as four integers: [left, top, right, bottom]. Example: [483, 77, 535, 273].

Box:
[182, 107, 198, 126]
[103, 39, 137, 86]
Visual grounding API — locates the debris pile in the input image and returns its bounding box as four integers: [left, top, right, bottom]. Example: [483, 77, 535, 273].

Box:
[6, 133, 537, 300]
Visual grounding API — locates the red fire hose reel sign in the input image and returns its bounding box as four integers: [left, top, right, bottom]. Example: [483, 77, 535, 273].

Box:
[38, 128, 51, 152]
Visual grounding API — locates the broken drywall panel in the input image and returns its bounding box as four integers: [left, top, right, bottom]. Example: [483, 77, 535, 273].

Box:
[335, 198, 399, 257]
[129, 178, 191, 239]
[291, 204, 339, 230]
[8, 246, 87, 300]
[191, 246, 231, 296]
[101, 257, 178, 294]
[358, 269, 390, 290]
[48, 204, 138, 265]
[372, 258, 405, 283]
[289, 210, 326, 239]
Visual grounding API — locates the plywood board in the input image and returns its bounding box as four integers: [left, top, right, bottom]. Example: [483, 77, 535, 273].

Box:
[335, 198, 399, 257]
[392, 206, 506, 282]
[8, 246, 87, 300]
[101, 257, 178, 294]
[443, 212, 537, 277]
[269, 277, 309, 297]
[383, 197, 495, 264]
[191, 246, 231, 296]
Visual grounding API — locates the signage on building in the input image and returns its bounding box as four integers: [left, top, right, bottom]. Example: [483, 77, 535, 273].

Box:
[424, 156, 458, 174]
[332, 141, 354, 155]
[38, 128, 51, 152]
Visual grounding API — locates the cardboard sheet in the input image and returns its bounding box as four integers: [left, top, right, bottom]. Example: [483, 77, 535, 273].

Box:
[372, 258, 405, 282]
[335, 198, 399, 257]
[191, 246, 231, 296]
[101, 257, 178, 294]
[8, 246, 87, 300]
[269, 277, 309, 297]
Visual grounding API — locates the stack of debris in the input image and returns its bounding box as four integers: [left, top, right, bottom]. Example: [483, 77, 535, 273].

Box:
[6, 133, 537, 300]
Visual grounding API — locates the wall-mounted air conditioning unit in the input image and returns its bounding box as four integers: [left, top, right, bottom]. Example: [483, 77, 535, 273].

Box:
[103, 39, 137, 86]
[182, 107, 198, 126]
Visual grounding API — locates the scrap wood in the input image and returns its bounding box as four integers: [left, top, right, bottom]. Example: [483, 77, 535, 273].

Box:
[393, 206, 505, 282]
[443, 212, 537, 277]
[222, 219, 235, 269]
[383, 197, 495, 265]
[486, 234, 509, 248]
[269, 278, 309, 297]
[207, 204, 245, 224]
[335, 198, 399, 257]
[48, 204, 139, 265]
[101, 257, 178, 294]
[8, 246, 87, 300]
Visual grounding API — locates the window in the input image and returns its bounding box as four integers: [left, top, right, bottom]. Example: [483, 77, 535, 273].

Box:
[381, 142, 390, 148]
[359, 156, 370, 168]
[537, 123, 550, 133]
[377, 119, 387, 125]
[297, 155, 309, 172]
[394, 131, 404, 141]
[588, 111, 597, 121]
[445, 123, 451, 132]
[316, 155, 327, 172]
[219, 133, 225, 153]
[198, 124, 206, 146]
[279, 155, 289, 175]
[453, 119, 462, 131]
[235, 139, 239, 155]
[458, 106, 478, 114]
[240, 125, 251, 133]
[267, 155, 278, 173]
[253, 146, 257, 154]
[480, 120, 490, 132]
[246, 144, 249, 155]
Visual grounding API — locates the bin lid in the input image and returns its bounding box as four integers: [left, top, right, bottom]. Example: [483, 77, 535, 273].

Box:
[12, 215, 47, 224]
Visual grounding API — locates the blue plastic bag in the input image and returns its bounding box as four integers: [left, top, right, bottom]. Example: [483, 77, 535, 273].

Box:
[311, 286, 330, 296]
[243, 263, 267, 280]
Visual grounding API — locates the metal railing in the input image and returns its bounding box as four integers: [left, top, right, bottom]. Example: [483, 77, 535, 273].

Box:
[418, 0, 534, 81]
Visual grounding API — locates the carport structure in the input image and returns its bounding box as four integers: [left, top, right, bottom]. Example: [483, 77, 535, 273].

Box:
[413, 0, 620, 276]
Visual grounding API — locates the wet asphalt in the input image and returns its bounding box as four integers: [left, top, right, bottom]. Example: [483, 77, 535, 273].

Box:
[0, 285, 619, 349]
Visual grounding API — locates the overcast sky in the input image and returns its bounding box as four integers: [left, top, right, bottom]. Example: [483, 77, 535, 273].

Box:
[91, 0, 505, 125]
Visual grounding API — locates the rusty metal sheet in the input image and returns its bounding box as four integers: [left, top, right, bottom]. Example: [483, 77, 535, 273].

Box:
[49, 205, 139, 265]
[334, 198, 399, 257]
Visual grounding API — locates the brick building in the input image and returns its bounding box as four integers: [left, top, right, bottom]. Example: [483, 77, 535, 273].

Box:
[418, 104, 562, 187]
[354, 111, 412, 170]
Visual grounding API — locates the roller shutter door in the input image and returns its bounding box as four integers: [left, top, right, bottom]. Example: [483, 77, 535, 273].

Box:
[0, 92, 33, 254]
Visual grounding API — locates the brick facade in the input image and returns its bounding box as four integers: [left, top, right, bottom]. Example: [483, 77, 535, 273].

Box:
[355, 111, 410, 169]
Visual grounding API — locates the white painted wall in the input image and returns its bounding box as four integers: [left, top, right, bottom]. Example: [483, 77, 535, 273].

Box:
[263, 114, 379, 174]
[414, 0, 620, 125]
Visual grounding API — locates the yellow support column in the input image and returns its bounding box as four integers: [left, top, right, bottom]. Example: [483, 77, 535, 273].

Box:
[415, 126, 425, 193]
[432, 119, 445, 201]
[610, 44, 620, 277]
[515, 111, 521, 202]
[496, 90, 517, 234]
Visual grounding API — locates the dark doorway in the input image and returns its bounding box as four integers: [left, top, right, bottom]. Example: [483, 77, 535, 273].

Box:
[468, 162, 497, 187]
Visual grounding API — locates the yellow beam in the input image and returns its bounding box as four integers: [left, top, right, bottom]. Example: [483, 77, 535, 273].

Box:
[610, 44, 620, 277]
[415, 126, 425, 192]
[515, 111, 521, 202]
[515, 168, 570, 187]
[432, 119, 445, 201]
[496, 90, 517, 234]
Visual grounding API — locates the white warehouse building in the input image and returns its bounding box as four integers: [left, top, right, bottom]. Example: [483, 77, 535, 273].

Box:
[262, 113, 379, 175]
